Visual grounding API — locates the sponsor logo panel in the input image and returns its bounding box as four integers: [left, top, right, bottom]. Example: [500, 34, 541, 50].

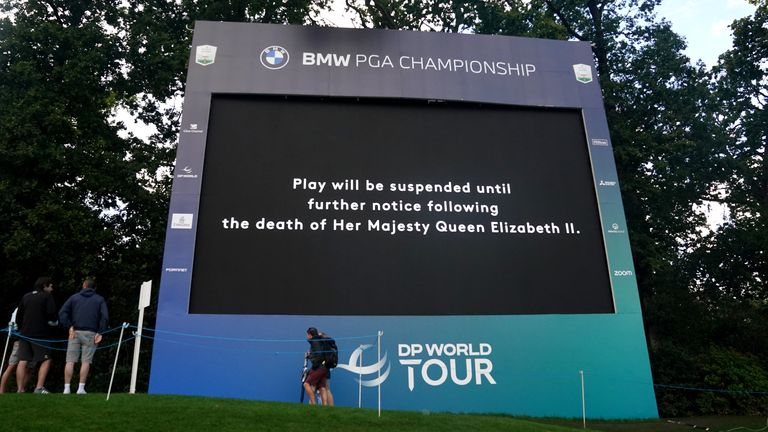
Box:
[573, 63, 593, 83]
[260, 46, 290, 70]
[171, 213, 194, 229]
[337, 341, 497, 392]
[195, 45, 217, 66]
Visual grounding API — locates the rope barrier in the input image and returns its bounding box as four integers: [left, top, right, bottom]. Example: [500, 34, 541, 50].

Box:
[654, 383, 768, 396]
[138, 332, 371, 355]
[10, 333, 136, 352]
[3, 324, 126, 344]
[133, 325, 379, 343]
[6, 322, 768, 398]
[574, 372, 768, 396]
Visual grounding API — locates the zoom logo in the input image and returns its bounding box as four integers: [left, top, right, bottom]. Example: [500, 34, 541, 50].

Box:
[336, 344, 391, 387]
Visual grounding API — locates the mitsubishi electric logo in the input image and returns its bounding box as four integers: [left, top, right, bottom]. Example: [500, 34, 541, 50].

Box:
[260, 46, 289, 70]
[336, 344, 391, 387]
[182, 123, 204, 134]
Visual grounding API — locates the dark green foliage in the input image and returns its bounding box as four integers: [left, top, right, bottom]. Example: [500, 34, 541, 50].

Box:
[0, 0, 326, 393]
[653, 343, 768, 416]
[0, 0, 168, 313]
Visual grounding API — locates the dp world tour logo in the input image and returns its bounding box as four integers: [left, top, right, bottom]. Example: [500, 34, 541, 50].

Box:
[260, 46, 289, 70]
[336, 344, 391, 387]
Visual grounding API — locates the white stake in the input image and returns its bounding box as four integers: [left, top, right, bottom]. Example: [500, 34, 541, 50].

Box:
[106, 323, 128, 401]
[2, 310, 17, 376]
[377, 330, 383, 418]
[0, 322, 11, 377]
[130, 281, 152, 394]
[580, 370, 586, 429]
[358, 345, 363, 408]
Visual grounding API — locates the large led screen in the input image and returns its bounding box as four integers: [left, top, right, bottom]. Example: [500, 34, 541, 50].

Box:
[189, 95, 614, 315]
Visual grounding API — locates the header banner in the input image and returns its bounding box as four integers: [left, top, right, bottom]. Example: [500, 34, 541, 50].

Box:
[187, 21, 601, 108]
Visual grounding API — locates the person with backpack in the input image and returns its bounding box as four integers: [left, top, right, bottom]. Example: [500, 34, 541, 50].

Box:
[318, 331, 336, 407]
[303, 327, 337, 406]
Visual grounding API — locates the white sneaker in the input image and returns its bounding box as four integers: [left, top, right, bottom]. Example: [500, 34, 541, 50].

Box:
[76, 389, 87, 395]
[63, 388, 71, 394]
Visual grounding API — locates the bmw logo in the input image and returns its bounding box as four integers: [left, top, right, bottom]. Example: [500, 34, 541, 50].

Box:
[260, 46, 289, 70]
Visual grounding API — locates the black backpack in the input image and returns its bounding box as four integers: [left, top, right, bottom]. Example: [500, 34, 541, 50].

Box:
[322, 336, 338, 369]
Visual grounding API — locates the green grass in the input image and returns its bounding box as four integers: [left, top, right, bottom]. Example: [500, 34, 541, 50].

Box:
[537, 416, 768, 432]
[1, 394, 766, 432]
[0, 394, 593, 432]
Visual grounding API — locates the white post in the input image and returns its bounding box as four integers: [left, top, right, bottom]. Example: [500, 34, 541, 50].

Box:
[377, 330, 383, 418]
[580, 370, 586, 429]
[0, 322, 11, 376]
[2, 309, 17, 376]
[106, 323, 127, 401]
[358, 345, 363, 408]
[130, 281, 152, 394]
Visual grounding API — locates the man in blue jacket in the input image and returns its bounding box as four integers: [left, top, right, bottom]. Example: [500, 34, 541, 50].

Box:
[58, 277, 109, 395]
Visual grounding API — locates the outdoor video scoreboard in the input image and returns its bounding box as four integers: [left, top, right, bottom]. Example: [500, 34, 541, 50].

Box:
[150, 21, 658, 419]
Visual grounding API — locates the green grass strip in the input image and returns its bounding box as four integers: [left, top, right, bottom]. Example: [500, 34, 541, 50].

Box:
[0, 394, 594, 432]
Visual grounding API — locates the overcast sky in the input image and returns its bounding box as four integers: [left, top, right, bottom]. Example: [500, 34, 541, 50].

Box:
[321, 0, 758, 67]
[656, 0, 757, 66]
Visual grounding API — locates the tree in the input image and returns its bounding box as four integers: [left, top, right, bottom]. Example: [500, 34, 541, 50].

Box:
[342, 0, 764, 415]
[0, 0, 327, 392]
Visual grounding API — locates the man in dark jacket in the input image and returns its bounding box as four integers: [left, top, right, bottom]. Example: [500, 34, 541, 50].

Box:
[303, 327, 328, 405]
[58, 277, 108, 394]
[16, 276, 57, 393]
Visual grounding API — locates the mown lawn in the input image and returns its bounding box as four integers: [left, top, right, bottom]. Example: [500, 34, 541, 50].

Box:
[1, 393, 765, 432]
[0, 394, 592, 432]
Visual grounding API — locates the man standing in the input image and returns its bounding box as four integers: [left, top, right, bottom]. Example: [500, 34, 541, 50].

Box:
[16, 277, 58, 393]
[303, 327, 328, 405]
[59, 277, 108, 395]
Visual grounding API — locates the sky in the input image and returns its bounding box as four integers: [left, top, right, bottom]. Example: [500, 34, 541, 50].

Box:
[650, 0, 757, 228]
[656, 0, 757, 66]
[322, 0, 758, 67]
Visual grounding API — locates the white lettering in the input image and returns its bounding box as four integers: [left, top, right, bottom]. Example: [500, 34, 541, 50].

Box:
[450, 359, 473, 385]
[475, 358, 496, 385]
[480, 343, 492, 355]
[399, 359, 422, 391]
[422, 359, 448, 386]
[317, 53, 332, 65]
[334, 54, 350, 67]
